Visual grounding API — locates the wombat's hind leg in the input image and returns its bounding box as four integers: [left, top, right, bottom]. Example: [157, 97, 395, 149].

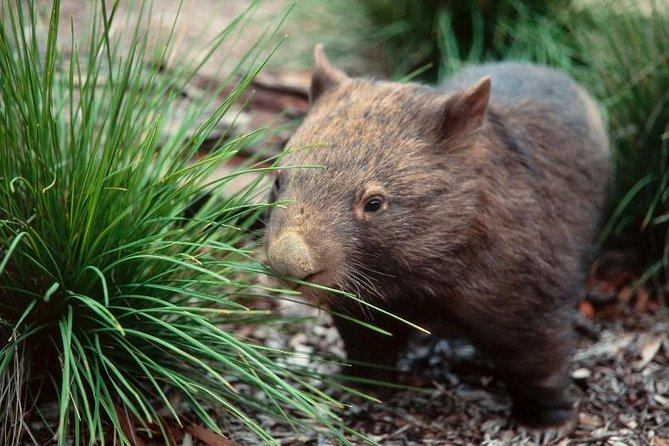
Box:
[490, 332, 577, 434]
[506, 373, 576, 431]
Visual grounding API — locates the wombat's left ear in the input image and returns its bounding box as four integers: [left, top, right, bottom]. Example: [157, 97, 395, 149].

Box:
[310, 44, 348, 103]
[438, 76, 491, 139]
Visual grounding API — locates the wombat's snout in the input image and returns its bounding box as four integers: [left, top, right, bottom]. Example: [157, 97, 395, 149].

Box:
[266, 231, 320, 281]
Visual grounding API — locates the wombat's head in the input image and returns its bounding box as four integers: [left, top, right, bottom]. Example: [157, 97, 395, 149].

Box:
[264, 45, 491, 303]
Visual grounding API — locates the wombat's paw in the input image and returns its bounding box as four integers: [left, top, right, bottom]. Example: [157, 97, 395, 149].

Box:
[515, 407, 577, 444]
[517, 423, 575, 445]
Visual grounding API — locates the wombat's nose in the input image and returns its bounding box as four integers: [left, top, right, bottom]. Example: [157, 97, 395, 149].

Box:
[266, 231, 318, 280]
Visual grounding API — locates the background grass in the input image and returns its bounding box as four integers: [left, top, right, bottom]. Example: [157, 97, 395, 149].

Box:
[360, 0, 669, 292]
[0, 1, 370, 444]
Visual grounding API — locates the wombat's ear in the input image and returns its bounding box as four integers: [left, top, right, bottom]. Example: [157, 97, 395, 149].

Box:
[438, 76, 491, 139]
[310, 44, 347, 103]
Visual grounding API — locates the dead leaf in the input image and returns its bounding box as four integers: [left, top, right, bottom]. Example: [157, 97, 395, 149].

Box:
[578, 412, 602, 427]
[185, 423, 240, 446]
[579, 300, 595, 319]
[633, 335, 662, 370]
[634, 286, 651, 312]
[619, 286, 634, 303]
[654, 394, 669, 407]
[114, 404, 148, 446]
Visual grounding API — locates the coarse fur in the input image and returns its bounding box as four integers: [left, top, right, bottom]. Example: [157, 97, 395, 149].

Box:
[264, 45, 611, 433]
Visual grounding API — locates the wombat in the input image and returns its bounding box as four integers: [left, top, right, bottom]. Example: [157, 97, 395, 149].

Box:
[264, 45, 611, 434]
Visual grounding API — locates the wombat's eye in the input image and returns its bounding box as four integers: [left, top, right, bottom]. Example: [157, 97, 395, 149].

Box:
[273, 176, 281, 191]
[364, 196, 384, 213]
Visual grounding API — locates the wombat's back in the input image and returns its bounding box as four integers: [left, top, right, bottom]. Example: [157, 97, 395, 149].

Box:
[442, 62, 608, 153]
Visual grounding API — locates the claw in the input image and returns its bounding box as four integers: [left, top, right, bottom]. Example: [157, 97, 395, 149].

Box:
[517, 418, 575, 445]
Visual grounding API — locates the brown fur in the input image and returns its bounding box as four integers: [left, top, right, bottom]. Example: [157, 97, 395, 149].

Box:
[264, 46, 611, 430]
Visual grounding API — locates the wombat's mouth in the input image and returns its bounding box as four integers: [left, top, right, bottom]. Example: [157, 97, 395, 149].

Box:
[267, 269, 326, 289]
[284, 270, 338, 298]
[301, 271, 320, 283]
[291, 270, 328, 289]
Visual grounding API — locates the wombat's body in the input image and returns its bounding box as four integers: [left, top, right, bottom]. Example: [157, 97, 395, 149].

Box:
[265, 47, 610, 433]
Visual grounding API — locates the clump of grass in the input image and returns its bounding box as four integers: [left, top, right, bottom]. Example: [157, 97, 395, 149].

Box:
[361, 0, 442, 80]
[360, 0, 568, 81]
[571, 2, 669, 286]
[0, 1, 368, 444]
[437, 1, 577, 76]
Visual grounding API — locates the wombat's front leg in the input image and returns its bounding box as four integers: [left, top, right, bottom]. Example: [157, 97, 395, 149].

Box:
[487, 329, 576, 433]
[332, 312, 411, 384]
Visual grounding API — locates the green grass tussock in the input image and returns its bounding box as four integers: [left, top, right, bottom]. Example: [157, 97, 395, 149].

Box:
[577, 3, 669, 280]
[361, 0, 564, 82]
[0, 1, 366, 444]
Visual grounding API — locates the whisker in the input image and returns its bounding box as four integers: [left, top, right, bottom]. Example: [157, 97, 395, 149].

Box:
[344, 267, 387, 320]
[348, 260, 388, 296]
[355, 260, 395, 278]
[344, 274, 372, 319]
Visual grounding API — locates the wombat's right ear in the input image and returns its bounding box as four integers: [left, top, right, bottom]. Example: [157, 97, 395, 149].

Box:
[438, 76, 491, 140]
[444, 76, 491, 128]
[310, 44, 347, 103]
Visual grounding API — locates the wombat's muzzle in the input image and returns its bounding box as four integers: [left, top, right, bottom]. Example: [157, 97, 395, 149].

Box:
[266, 231, 319, 281]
